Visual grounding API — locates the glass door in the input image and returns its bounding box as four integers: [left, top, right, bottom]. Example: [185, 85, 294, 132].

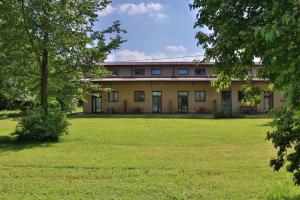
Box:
[152, 91, 162, 113]
[178, 91, 188, 113]
[221, 91, 232, 112]
[264, 92, 273, 112]
[92, 95, 102, 113]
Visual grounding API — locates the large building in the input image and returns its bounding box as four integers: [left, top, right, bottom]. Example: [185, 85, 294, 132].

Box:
[83, 62, 284, 114]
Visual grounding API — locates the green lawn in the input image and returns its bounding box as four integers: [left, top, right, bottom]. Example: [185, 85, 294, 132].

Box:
[0, 116, 300, 199]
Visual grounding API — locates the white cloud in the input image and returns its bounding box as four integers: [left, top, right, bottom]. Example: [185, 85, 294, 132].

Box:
[106, 49, 204, 62]
[119, 2, 162, 15]
[97, 4, 116, 17]
[149, 12, 167, 20]
[97, 2, 166, 20]
[117, 49, 149, 61]
[165, 45, 186, 53]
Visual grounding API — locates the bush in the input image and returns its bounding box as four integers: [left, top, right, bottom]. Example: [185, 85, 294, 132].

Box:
[214, 103, 244, 118]
[12, 106, 69, 142]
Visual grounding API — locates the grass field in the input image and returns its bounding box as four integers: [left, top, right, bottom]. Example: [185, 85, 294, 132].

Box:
[1, 115, 300, 199]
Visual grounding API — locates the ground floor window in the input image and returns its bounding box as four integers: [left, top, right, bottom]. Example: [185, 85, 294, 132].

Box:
[195, 91, 206, 102]
[92, 95, 102, 113]
[108, 91, 119, 102]
[134, 91, 145, 102]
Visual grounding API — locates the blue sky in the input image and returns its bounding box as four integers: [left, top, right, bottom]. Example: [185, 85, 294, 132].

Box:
[95, 0, 203, 62]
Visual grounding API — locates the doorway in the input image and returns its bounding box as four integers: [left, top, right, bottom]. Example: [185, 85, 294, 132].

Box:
[178, 91, 188, 113]
[264, 92, 273, 112]
[221, 91, 232, 112]
[92, 95, 102, 113]
[152, 91, 162, 113]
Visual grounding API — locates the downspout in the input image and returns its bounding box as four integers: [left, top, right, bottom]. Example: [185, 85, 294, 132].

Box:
[150, 81, 152, 114]
[192, 81, 195, 113]
[109, 82, 112, 114]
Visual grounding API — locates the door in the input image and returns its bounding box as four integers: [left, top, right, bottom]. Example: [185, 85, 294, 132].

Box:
[221, 91, 232, 112]
[152, 91, 162, 113]
[178, 91, 188, 113]
[92, 95, 102, 113]
[264, 92, 273, 112]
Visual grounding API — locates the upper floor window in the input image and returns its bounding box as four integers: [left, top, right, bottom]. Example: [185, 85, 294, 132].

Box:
[134, 69, 145, 76]
[108, 91, 119, 102]
[110, 69, 119, 77]
[134, 91, 145, 102]
[195, 68, 206, 76]
[151, 69, 161, 76]
[177, 69, 188, 76]
[195, 91, 206, 102]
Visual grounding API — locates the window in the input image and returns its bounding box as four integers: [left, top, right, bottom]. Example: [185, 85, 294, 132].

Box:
[195, 68, 206, 76]
[281, 93, 288, 102]
[152, 91, 162, 96]
[134, 91, 145, 102]
[178, 91, 188, 96]
[134, 69, 145, 76]
[195, 91, 206, 102]
[238, 91, 245, 102]
[151, 69, 161, 75]
[110, 69, 119, 76]
[177, 69, 188, 76]
[108, 91, 119, 102]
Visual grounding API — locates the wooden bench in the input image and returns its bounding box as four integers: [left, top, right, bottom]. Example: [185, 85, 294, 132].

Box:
[240, 106, 257, 114]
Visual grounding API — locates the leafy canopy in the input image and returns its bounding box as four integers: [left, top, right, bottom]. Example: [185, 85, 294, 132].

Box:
[191, 0, 300, 184]
[0, 0, 125, 110]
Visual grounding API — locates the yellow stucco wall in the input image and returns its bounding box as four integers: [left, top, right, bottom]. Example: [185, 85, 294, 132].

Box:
[108, 66, 214, 77]
[83, 81, 285, 114]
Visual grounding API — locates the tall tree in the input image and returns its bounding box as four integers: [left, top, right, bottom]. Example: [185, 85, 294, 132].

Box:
[191, 0, 300, 184]
[0, 0, 125, 140]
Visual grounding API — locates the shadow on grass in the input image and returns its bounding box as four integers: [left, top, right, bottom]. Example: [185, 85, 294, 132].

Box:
[268, 194, 300, 200]
[69, 113, 272, 120]
[0, 112, 21, 120]
[68, 113, 215, 120]
[0, 135, 51, 153]
[259, 121, 274, 127]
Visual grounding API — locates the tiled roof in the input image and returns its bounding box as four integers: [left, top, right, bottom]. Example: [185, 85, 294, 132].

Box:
[98, 61, 262, 66]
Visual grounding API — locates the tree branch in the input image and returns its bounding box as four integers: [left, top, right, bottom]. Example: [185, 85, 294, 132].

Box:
[20, 0, 41, 66]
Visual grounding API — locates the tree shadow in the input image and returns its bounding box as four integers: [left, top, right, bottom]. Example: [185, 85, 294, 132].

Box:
[267, 194, 300, 200]
[259, 121, 273, 127]
[0, 135, 51, 154]
[0, 112, 21, 120]
[68, 113, 216, 120]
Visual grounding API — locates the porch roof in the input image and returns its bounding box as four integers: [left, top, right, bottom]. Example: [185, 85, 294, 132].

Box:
[83, 77, 268, 82]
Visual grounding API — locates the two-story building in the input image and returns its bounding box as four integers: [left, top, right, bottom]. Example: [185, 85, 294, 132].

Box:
[83, 62, 284, 114]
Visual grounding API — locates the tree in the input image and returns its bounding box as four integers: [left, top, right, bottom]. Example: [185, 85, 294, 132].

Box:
[0, 0, 125, 141]
[191, 0, 300, 184]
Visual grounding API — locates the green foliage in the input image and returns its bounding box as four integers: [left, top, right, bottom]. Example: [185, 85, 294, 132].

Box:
[13, 106, 69, 142]
[191, 0, 300, 184]
[267, 110, 300, 184]
[214, 103, 244, 118]
[0, 0, 125, 109]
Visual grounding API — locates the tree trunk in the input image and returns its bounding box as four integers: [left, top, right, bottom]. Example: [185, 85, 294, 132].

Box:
[41, 48, 48, 112]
